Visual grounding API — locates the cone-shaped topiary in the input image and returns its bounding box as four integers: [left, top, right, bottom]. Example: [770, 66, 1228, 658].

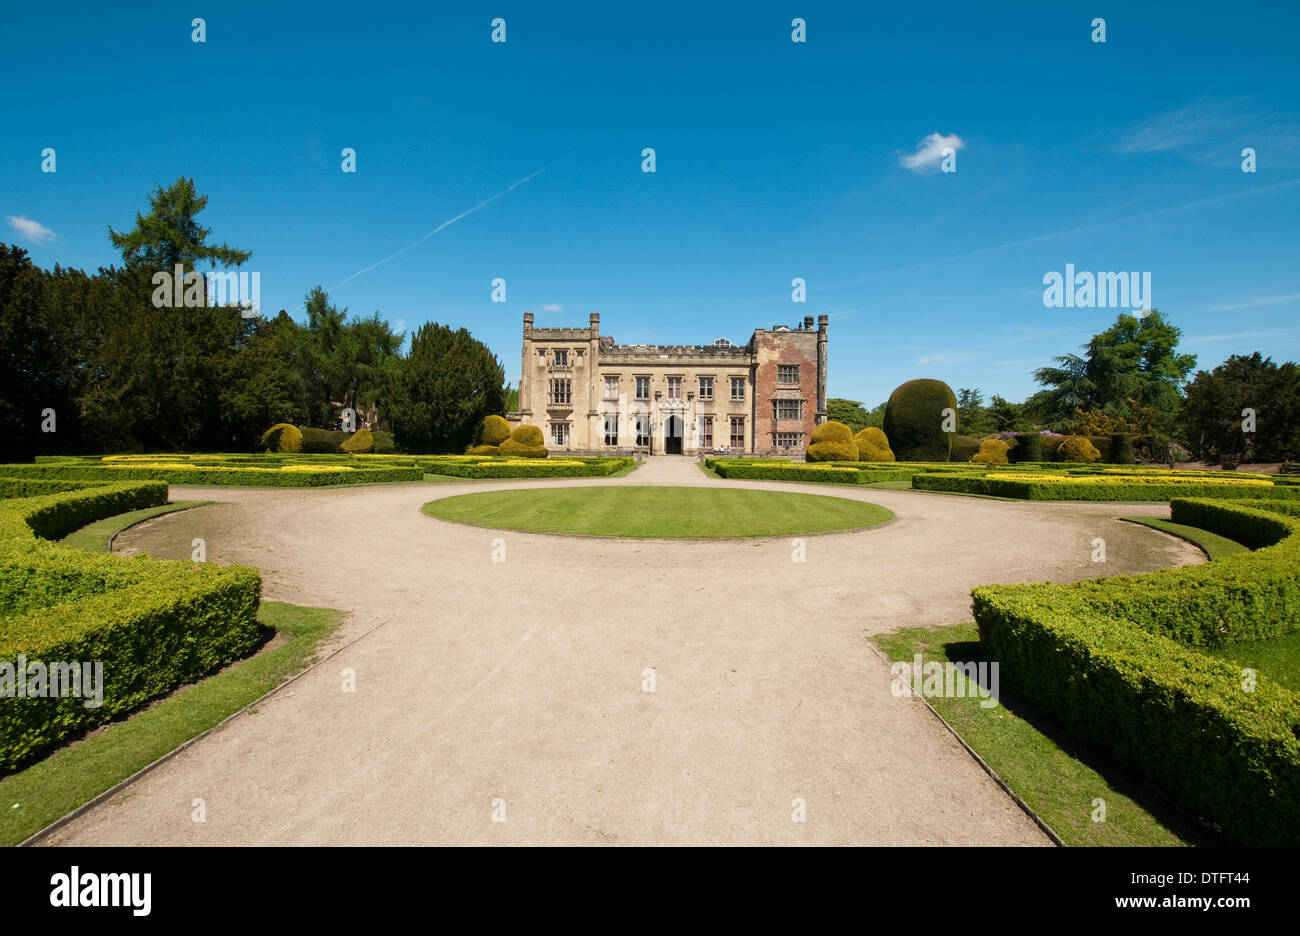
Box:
[971, 438, 1010, 465]
[853, 426, 895, 462]
[806, 420, 858, 462]
[261, 423, 303, 453]
[341, 428, 375, 453]
[883, 379, 957, 462]
[499, 424, 548, 458]
[479, 414, 512, 446]
[1059, 435, 1101, 463]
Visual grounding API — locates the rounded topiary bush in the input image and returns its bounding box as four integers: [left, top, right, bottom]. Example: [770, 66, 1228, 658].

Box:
[300, 427, 343, 453]
[370, 430, 397, 454]
[466, 444, 500, 456]
[971, 439, 1010, 465]
[499, 424, 548, 458]
[261, 423, 303, 454]
[341, 428, 375, 453]
[1012, 432, 1043, 463]
[883, 379, 957, 462]
[853, 427, 895, 462]
[1059, 435, 1102, 463]
[479, 414, 512, 447]
[806, 420, 858, 462]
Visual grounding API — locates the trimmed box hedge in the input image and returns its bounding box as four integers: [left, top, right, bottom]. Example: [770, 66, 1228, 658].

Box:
[708, 461, 869, 484]
[0, 483, 262, 772]
[911, 472, 1297, 501]
[0, 462, 423, 487]
[421, 457, 632, 479]
[973, 498, 1300, 844]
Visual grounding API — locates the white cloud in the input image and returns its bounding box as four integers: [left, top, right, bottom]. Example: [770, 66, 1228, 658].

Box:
[899, 133, 965, 172]
[7, 215, 57, 244]
[916, 357, 932, 365]
[541, 302, 562, 312]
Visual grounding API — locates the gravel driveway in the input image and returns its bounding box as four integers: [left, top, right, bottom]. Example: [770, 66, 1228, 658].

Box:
[38, 458, 1202, 845]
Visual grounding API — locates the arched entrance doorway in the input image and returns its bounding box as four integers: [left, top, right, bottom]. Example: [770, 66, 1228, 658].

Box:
[665, 414, 683, 455]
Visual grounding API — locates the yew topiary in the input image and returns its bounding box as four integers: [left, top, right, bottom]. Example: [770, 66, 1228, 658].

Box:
[499, 424, 548, 458]
[806, 420, 858, 462]
[261, 423, 303, 453]
[1059, 435, 1102, 463]
[883, 379, 957, 462]
[466, 444, 501, 456]
[971, 439, 1010, 465]
[853, 426, 895, 462]
[479, 414, 512, 447]
[341, 428, 375, 453]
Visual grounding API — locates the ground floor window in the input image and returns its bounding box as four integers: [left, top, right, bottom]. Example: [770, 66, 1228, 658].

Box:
[730, 417, 745, 449]
[700, 416, 712, 448]
[551, 423, 569, 446]
[635, 414, 650, 447]
[773, 432, 804, 448]
[604, 415, 618, 446]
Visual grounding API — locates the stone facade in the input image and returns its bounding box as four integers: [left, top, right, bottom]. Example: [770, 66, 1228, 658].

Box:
[511, 313, 828, 456]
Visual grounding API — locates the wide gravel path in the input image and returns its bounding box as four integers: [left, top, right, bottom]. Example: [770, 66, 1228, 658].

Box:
[39, 457, 1202, 845]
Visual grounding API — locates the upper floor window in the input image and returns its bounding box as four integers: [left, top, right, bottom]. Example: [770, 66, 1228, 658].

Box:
[730, 377, 746, 401]
[635, 376, 651, 400]
[777, 364, 799, 384]
[698, 377, 714, 401]
[773, 399, 803, 421]
[549, 378, 572, 405]
[553, 349, 568, 367]
[667, 377, 682, 399]
[604, 375, 619, 400]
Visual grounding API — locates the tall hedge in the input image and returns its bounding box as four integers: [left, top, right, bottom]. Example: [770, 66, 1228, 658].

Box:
[1011, 433, 1042, 463]
[883, 379, 957, 462]
[1110, 433, 1135, 464]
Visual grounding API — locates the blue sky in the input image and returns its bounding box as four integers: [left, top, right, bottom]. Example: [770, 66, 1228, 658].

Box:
[4, 1, 1299, 407]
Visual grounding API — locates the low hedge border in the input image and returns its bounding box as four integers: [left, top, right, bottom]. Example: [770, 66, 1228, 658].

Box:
[422, 457, 633, 479]
[911, 472, 1297, 501]
[973, 498, 1300, 845]
[0, 464, 423, 487]
[0, 478, 110, 499]
[0, 484, 262, 772]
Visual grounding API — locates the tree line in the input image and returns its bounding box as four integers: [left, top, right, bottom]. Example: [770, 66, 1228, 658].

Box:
[1, 178, 508, 459]
[830, 310, 1300, 463]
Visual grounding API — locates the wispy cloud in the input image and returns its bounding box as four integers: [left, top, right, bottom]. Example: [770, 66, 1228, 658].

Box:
[541, 302, 562, 312]
[1191, 293, 1300, 314]
[898, 132, 965, 173]
[7, 215, 57, 244]
[1111, 99, 1300, 167]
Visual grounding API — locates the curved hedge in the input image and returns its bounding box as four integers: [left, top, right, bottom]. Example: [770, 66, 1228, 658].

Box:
[973, 497, 1300, 844]
[911, 472, 1297, 501]
[0, 462, 423, 488]
[883, 379, 957, 462]
[0, 484, 262, 771]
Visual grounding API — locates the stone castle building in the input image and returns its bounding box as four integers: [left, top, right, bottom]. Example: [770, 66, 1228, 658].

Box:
[510, 313, 828, 456]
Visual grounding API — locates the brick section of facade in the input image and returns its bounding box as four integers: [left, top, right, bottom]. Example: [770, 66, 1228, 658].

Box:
[512, 313, 827, 456]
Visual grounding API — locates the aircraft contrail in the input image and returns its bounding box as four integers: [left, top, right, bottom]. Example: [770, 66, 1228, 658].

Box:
[298, 149, 580, 310]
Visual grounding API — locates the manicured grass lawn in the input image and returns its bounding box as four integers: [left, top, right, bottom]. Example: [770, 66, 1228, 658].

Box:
[58, 500, 212, 553]
[423, 486, 892, 538]
[1120, 516, 1249, 561]
[872, 622, 1224, 847]
[1205, 630, 1300, 692]
[0, 601, 342, 845]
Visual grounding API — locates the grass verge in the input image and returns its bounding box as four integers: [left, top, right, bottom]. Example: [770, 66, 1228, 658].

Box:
[58, 500, 212, 553]
[0, 600, 342, 846]
[871, 622, 1224, 846]
[1120, 516, 1249, 561]
[1205, 630, 1300, 692]
[423, 485, 891, 538]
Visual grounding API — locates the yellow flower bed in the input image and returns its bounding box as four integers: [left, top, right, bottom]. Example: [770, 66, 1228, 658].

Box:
[993, 473, 1273, 487]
